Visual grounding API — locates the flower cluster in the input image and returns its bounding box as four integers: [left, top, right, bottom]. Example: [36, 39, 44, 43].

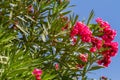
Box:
[96, 18, 118, 67]
[96, 18, 116, 42]
[96, 18, 110, 29]
[102, 28, 116, 42]
[70, 22, 92, 44]
[71, 18, 118, 67]
[32, 68, 42, 80]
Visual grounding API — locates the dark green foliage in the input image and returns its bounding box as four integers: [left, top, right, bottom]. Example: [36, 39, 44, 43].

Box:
[0, 0, 108, 80]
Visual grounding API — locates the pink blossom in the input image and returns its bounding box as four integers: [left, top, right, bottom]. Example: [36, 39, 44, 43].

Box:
[55, 63, 59, 70]
[32, 68, 42, 80]
[110, 42, 118, 56]
[79, 54, 88, 62]
[70, 22, 92, 43]
[80, 26, 92, 42]
[70, 27, 79, 38]
[76, 64, 84, 69]
[76, 21, 85, 31]
[70, 22, 85, 38]
[102, 28, 116, 42]
[96, 18, 117, 42]
[71, 37, 77, 44]
[35, 75, 41, 80]
[98, 41, 118, 67]
[91, 37, 103, 50]
[90, 47, 97, 52]
[103, 42, 118, 57]
[96, 17, 111, 29]
[97, 56, 111, 67]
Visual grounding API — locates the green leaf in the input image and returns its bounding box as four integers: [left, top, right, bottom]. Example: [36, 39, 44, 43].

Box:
[41, 33, 46, 42]
[87, 10, 94, 25]
[42, 72, 57, 80]
[9, 11, 13, 20]
[7, 68, 28, 77]
[88, 24, 99, 29]
[16, 24, 28, 35]
[88, 65, 105, 71]
[70, 14, 78, 25]
[24, 15, 37, 23]
[74, 15, 79, 24]
[17, 16, 27, 22]
[43, 25, 48, 35]
[60, 11, 71, 16]
[0, 34, 15, 44]
[55, 30, 67, 37]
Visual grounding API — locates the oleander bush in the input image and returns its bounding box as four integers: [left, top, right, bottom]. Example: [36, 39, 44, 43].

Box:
[0, 0, 118, 80]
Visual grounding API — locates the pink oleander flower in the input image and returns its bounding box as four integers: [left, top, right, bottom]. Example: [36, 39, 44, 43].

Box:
[102, 28, 116, 42]
[76, 64, 84, 69]
[55, 63, 59, 70]
[79, 54, 88, 62]
[76, 21, 85, 31]
[96, 17, 117, 42]
[110, 42, 118, 56]
[70, 27, 79, 38]
[103, 42, 118, 57]
[90, 47, 97, 52]
[70, 21, 92, 43]
[98, 41, 118, 67]
[70, 22, 85, 38]
[32, 68, 42, 80]
[97, 55, 111, 67]
[101, 50, 111, 57]
[71, 37, 77, 45]
[91, 37, 103, 50]
[96, 17, 111, 29]
[80, 26, 92, 42]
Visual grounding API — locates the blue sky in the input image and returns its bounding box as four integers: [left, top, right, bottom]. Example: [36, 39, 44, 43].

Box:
[70, 0, 120, 80]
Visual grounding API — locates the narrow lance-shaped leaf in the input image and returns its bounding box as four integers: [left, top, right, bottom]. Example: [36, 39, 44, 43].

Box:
[24, 15, 37, 23]
[9, 11, 13, 20]
[17, 16, 27, 23]
[16, 24, 28, 35]
[87, 10, 94, 25]
[88, 65, 105, 71]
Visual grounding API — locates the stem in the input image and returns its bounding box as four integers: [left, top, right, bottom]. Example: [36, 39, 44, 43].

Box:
[81, 69, 86, 80]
